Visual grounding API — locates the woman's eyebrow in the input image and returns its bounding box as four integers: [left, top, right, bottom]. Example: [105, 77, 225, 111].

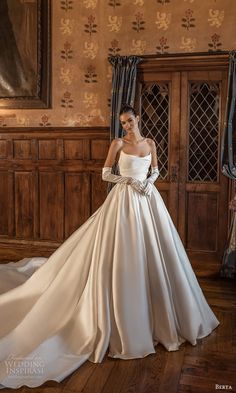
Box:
[120, 117, 133, 123]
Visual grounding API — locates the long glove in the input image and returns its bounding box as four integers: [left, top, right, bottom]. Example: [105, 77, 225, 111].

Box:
[143, 166, 160, 196]
[102, 167, 144, 194]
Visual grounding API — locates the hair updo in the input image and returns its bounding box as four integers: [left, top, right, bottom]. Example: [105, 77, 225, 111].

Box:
[119, 104, 137, 117]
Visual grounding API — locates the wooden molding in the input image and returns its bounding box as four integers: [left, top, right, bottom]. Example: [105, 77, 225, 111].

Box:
[138, 52, 230, 74]
[0, 126, 109, 136]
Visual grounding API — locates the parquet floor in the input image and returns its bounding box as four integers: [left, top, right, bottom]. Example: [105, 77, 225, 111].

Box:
[1, 277, 235, 393]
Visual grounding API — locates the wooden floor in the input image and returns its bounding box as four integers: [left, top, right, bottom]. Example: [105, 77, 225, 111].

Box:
[1, 277, 236, 393]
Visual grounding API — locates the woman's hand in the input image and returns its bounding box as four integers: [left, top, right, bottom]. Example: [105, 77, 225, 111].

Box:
[129, 179, 146, 195]
[142, 182, 153, 196]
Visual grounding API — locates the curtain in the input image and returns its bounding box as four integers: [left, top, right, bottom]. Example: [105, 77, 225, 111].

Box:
[221, 212, 236, 278]
[108, 55, 142, 140]
[220, 50, 236, 278]
[221, 50, 236, 179]
[107, 55, 142, 191]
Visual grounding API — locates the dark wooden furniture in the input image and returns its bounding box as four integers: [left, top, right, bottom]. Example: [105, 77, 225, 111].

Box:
[137, 53, 230, 274]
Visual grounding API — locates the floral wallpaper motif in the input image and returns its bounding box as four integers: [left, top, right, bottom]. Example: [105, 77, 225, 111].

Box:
[0, 0, 235, 127]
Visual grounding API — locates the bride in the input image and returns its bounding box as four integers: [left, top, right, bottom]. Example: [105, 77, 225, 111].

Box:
[0, 104, 219, 389]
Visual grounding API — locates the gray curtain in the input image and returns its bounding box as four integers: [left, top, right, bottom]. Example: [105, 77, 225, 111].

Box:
[221, 50, 236, 179]
[108, 55, 142, 140]
[220, 50, 236, 278]
[107, 55, 142, 191]
[221, 211, 236, 278]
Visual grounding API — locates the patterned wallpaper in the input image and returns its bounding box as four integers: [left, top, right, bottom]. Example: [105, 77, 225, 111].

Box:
[0, 0, 236, 128]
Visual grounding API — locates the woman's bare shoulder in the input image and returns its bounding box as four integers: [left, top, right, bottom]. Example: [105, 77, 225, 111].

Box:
[146, 138, 156, 147]
[109, 138, 124, 153]
[111, 138, 123, 146]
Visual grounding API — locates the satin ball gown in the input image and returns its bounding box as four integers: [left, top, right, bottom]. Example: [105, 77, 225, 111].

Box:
[0, 150, 219, 389]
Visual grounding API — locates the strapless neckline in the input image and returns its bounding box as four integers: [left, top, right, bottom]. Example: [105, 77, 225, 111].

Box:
[120, 150, 151, 159]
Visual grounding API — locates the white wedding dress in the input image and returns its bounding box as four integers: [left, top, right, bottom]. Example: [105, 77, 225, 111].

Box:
[0, 150, 219, 389]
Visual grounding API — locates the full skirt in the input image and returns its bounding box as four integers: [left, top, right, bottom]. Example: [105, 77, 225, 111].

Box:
[0, 184, 219, 388]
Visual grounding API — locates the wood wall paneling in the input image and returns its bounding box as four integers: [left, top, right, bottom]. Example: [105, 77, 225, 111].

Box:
[14, 140, 32, 159]
[91, 139, 110, 160]
[65, 173, 90, 237]
[8, 171, 14, 237]
[15, 172, 34, 239]
[90, 139, 110, 214]
[0, 171, 8, 235]
[0, 128, 110, 261]
[0, 141, 7, 159]
[39, 172, 64, 241]
[39, 140, 57, 160]
[91, 172, 108, 214]
[64, 140, 90, 160]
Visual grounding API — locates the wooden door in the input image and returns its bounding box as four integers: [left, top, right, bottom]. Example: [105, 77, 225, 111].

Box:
[137, 71, 181, 226]
[137, 55, 229, 274]
[178, 70, 229, 270]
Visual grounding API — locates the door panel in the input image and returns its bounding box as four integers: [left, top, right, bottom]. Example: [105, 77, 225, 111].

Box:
[179, 70, 228, 267]
[138, 72, 180, 225]
[186, 191, 218, 251]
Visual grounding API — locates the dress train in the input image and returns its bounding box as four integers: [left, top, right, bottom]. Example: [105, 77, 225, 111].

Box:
[0, 151, 219, 388]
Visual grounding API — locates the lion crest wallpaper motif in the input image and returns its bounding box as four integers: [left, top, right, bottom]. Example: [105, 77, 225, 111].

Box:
[0, 0, 235, 127]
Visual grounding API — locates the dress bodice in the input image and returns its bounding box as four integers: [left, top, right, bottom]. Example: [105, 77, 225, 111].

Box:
[118, 150, 151, 181]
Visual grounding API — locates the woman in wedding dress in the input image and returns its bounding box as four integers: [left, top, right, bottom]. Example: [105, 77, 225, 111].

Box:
[0, 105, 219, 389]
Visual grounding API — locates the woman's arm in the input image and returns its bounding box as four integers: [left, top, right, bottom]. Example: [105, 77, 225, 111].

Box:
[142, 139, 159, 196]
[103, 138, 123, 167]
[102, 138, 133, 185]
[147, 138, 158, 168]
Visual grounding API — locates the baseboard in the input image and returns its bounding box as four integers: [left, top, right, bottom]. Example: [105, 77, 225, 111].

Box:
[0, 239, 61, 263]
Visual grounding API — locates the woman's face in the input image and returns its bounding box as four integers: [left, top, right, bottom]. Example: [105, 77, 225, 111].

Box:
[120, 111, 139, 134]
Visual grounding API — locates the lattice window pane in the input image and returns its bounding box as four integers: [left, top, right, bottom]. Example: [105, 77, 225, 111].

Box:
[188, 82, 219, 182]
[141, 83, 169, 180]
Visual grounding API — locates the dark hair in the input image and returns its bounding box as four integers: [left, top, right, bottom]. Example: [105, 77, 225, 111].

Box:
[119, 104, 137, 117]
